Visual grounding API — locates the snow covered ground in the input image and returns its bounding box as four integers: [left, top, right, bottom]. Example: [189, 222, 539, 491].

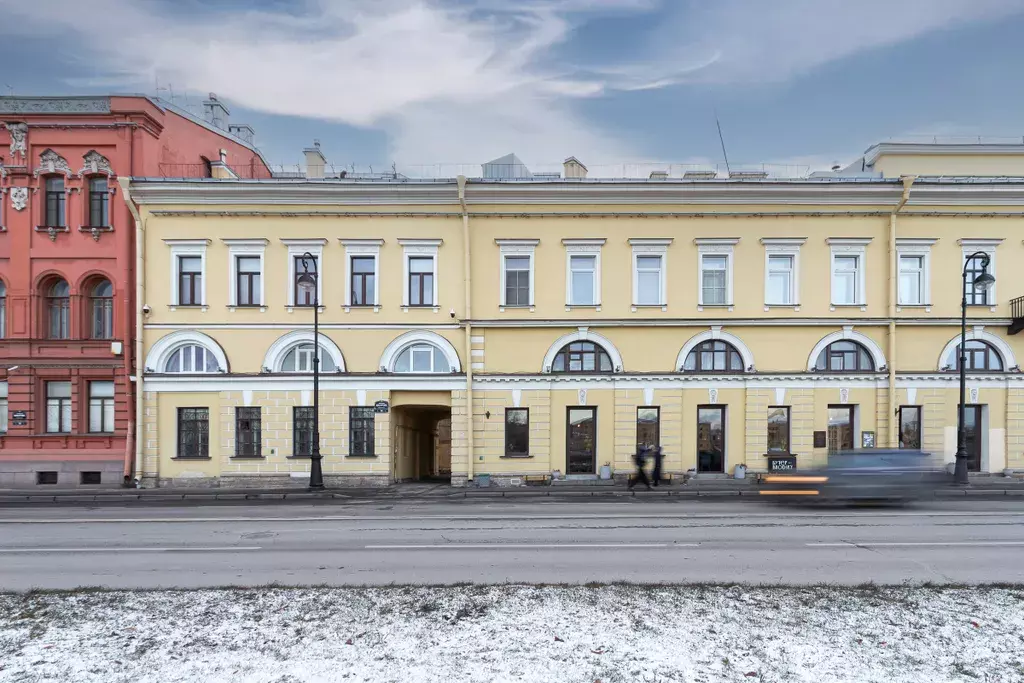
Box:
[1, 584, 1022, 683]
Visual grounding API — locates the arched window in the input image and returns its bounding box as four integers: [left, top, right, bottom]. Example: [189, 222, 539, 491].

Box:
[946, 340, 1004, 371]
[814, 341, 875, 372]
[165, 344, 220, 373]
[394, 344, 451, 373]
[280, 344, 339, 373]
[47, 279, 70, 339]
[0, 280, 6, 339]
[682, 340, 744, 372]
[552, 341, 613, 373]
[90, 279, 113, 339]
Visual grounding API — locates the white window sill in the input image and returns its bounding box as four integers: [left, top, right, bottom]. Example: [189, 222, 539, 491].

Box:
[829, 304, 867, 312]
[565, 304, 602, 312]
[286, 305, 325, 314]
[697, 304, 733, 312]
[401, 305, 440, 313]
[631, 304, 667, 312]
[168, 305, 208, 312]
[228, 305, 267, 313]
[499, 305, 536, 313]
[896, 304, 931, 313]
[344, 305, 381, 313]
[764, 304, 800, 311]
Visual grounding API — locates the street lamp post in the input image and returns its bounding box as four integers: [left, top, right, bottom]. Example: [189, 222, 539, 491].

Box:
[296, 253, 324, 490]
[953, 251, 996, 485]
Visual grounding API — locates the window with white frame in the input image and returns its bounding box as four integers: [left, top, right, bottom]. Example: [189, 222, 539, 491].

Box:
[282, 239, 327, 308]
[280, 343, 339, 373]
[563, 239, 604, 308]
[165, 239, 210, 309]
[165, 344, 220, 373]
[394, 343, 451, 373]
[497, 239, 538, 309]
[895, 238, 935, 307]
[696, 238, 738, 308]
[223, 238, 267, 308]
[827, 238, 871, 307]
[341, 239, 383, 310]
[959, 238, 1002, 308]
[88, 380, 115, 433]
[630, 238, 671, 309]
[761, 237, 804, 307]
[399, 239, 442, 310]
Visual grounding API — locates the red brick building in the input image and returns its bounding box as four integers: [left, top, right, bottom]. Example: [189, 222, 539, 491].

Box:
[0, 95, 269, 487]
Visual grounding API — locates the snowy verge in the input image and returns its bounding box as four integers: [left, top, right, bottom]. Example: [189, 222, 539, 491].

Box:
[1, 585, 1023, 683]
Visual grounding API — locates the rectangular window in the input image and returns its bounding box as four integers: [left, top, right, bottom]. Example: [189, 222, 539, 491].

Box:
[635, 255, 663, 306]
[767, 406, 790, 453]
[45, 381, 72, 433]
[0, 286, 5, 338]
[236, 255, 262, 306]
[48, 292, 69, 339]
[178, 255, 202, 306]
[899, 406, 922, 450]
[350, 256, 376, 306]
[0, 381, 7, 433]
[408, 256, 435, 306]
[293, 255, 318, 306]
[235, 407, 262, 457]
[832, 255, 859, 305]
[767, 255, 794, 305]
[293, 406, 315, 456]
[88, 177, 109, 227]
[88, 381, 115, 434]
[177, 407, 209, 458]
[827, 406, 855, 452]
[697, 406, 725, 473]
[636, 407, 660, 449]
[701, 255, 728, 305]
[504, 256, 531, 307]
[91, 291, 113, 340]
[569, 255, 597, 305]
[964, 254, 991, 306]
[504, 408, 530, 456]
[349, 406, 375, 456]
[898, 255, 924, 306]
[45, 177, 65, 227]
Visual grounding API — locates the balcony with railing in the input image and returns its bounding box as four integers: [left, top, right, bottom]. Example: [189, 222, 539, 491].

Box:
[1010, 297, 1024, 335]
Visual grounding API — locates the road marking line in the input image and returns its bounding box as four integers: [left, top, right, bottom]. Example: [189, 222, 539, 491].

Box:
[807, 541, 1024, 548]
[0, 546, 263, 553]
[365, 543, 686, 549]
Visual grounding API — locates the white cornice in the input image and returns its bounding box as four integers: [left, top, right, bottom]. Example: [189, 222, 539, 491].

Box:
[760, 237, 807, 246]
[826, 237, 873, 246]
[865, 142, 1024, 166]
[895, 237, 938, 247]
[958, 238, 1004, 248]
[280, 238, 328, 246]
[221, 238, 269, 247]
[397, 238, 443, 247]
[694, 237, 740, 246]
[495, 238, 541, 246]
[628, 238, 674, 246]
[561, 238, 606, 246]
[162, 238, 210, 247]
[339, 238, 385, 247]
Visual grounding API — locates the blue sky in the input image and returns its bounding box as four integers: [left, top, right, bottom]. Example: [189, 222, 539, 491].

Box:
[3, 0, 1024, 174]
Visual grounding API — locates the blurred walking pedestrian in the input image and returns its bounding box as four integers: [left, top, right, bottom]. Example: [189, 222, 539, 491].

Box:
[628, 444, 652, 491]
[650, 445, 664, 487]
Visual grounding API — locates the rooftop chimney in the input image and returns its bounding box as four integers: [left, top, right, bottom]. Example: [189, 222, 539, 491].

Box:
[563, 156, 587, 179]
[228, 124, 255, 145]
[202, 93, 230, 130]
[304, 140, 327, 179]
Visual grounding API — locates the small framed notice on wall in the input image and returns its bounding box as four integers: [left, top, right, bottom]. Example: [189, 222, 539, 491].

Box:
[813, 431, 826, 448]
[862, 431, 875, 448]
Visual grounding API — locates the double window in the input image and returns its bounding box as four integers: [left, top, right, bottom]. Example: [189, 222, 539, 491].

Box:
[293, 406, 316, 456]
[505, 408, 530, 456]
[682, 340, 743, 373]
[44, 177, 65, 227]
[408, 257, 434, 306]
[281, 344, 338, 373]
[569, 255, 597, 306]
[814, 340, 875, 372]
[235, 407, 261, 457]
[47, 279, 70, 339]
[165, 344, 219, 373]
[177, 407, 210, 458]
[635, 255, 664, 306]
[832, 255, 860, 305]
[948, 340, 1004, 371]
[700, 255, 728, 305]
[0, 281, 5, 339]
[394, 343, 451, 373]
[766, 255, 794, 305]
[898, 255, 924, 306]
[90, 280, 113, 339]
[46, 381, 72, 434]
[551, 341, 613, 373]
[88, 177, 109, 227]
[964, 254, 991, 306]
[0, 381, 8, 433]
[351, 256, 376, 306]
[504, 256, 531, 307]
[293, 254, 318, 306]
[236, 256, 262, 306]
[178, 256, 202, 306]
[88, 381, 115, 433]
[349, 407, 375, 456]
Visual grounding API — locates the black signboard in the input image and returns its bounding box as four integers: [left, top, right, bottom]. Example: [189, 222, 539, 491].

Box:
[11, 410, 27, 427]
[813, 431, 827, 448]
[766, 455, 797, 472]
[373, 400, 389, 414]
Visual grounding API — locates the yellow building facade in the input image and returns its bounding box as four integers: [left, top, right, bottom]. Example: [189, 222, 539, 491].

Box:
[124, 142, 1024, 487]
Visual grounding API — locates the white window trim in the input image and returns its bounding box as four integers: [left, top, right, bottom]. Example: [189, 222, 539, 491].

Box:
[165, 239, 210, 311]
[959, 238, 1003, 312]
[760, 238, 805, 310]
[282, 239, 327, 311]
[399, 239, 442, 312]
[222, 238, 268, 312]
[895, 238, 936, 311]
[341, 239, 383, 313]
[144, 330, 229, 374]
[937, 325, 1017, 372]
[496, 239, 539, 312]
[629, 238, 671, 311]
[380, 330, 461, 373]
[563, 238, 605, 310]
[695, 238, 739, 310]
[826, 238, 872, 310]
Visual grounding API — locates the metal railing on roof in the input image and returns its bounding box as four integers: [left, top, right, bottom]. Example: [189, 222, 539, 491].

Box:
[880, 135, 1024, 145]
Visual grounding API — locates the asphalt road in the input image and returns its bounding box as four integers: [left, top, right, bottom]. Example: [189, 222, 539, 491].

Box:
[1, 498, 1023, 590]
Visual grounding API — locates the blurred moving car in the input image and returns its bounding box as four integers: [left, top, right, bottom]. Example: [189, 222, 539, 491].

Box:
[759, 449, 949, 504]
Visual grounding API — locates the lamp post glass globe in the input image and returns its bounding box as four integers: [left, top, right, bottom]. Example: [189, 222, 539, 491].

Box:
[973, 271, 996, 292]
[296, 272, 316, 294]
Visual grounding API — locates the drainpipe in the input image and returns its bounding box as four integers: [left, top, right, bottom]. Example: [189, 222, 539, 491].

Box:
[458, 175, 475, 484]
[118, 177, 146, 487]
[888, 176, 915, 447]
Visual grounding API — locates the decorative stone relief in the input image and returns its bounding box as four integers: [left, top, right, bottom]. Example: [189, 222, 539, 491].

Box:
[840, 388, 850, 404]
[0, 97, 110, 114]
[577, 389, 587, 405]
[5, 122, 27, 158]
[34, 149, 71, 177]
[10, 187, 27, 211]
[79, 150, 113, 176]
[969, 387, 979, 404]
[709, 388, 719, 404]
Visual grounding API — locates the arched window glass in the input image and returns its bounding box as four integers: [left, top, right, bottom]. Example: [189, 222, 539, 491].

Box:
[90, 279, 113, 339]
[946, 340, 1004, 371]
[682, 340, 743, 372]
[47, 279, 70, 339]
[280, 344, 338, 372]
[0, 280, 6, 339]
[165, 344, 219, 373]
[814, 341, 875, 372]
[551, 341, 613, 373]
[394, 344, 451, 373]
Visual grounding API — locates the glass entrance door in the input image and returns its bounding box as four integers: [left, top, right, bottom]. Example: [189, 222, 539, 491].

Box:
[964, 405, 983, 472]
[697, 406, 725, 473]
[827, 406, 855, 452]
[566, 407, 597, 474]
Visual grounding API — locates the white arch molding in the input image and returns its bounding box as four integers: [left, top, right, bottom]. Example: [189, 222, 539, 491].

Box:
[380, 330, 462, 373]
[541, 328, 625, 373]
[806, 328, 887, 371]
[937, 328, 1016, 371]
[263, 330, 346, 373]
[676, 328, 756, 372]
[144, 330, 229, 373]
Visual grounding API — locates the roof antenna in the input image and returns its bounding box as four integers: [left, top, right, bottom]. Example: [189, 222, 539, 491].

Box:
[715, 109, 731, 178]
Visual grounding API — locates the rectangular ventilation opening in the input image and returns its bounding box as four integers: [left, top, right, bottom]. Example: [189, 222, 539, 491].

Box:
[36, 471, 59, 485]
[80, 471, 102, 485]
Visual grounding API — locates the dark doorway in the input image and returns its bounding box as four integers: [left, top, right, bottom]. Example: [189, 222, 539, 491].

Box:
[392, 405, 452, 483]
[697, 406, 725, 473]
[566, 407, 597, 474]
[963, 405, 983, 472]
[827, 405, 855, 452]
